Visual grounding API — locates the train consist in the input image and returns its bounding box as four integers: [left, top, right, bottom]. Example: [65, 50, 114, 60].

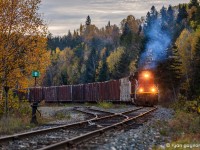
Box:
[23, 70, 158, 106]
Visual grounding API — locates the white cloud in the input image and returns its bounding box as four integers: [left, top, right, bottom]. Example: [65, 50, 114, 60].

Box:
[39, 0, 190, 36]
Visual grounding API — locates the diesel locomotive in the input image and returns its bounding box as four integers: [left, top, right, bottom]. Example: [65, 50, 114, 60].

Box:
[131, 70, 158, 106]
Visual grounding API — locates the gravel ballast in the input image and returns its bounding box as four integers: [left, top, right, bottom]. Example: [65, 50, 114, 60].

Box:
[77, 106, 174, 150]
[0, 105, 174, 150]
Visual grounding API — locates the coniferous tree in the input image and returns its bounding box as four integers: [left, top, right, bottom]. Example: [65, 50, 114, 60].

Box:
[66, 30, 73, 47]
[116, 51, 130, 78]
[156, 45, 182, 100]
[144, 6, 158, 34]
[168, 45, 182, 87]
[144, 12, 151, 33]
[177, 5, 188, 24]
[189, 0, 199, 8]
[80, 24, 84, 34]
[150, 6, 158, 22]
[86, 15, 91, 26]
[167, 5, 174, 24]
[138, 25, 142, 35]
[160, 6, 167, 29]
[47, 33, 54, 50]
[107, 21, 111, 27]
[188, 0, 200, 29]
[84, 47, 97, 83]
[96, 58, 109, 82]
[146, 12, 151, 25]
[196, 6, 200, 24]
[120, 21, 132, 46]
[192, 37, 200, 96]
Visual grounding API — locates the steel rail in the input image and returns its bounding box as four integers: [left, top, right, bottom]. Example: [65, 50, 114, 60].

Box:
[0, 107, 143, 143]
[73, 108, 99, 119]
[38, 107, 157, 150]
[87, 107, 115, 115]
[74, 107, 115, 118]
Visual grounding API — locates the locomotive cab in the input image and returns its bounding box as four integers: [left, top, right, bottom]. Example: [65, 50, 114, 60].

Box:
[135, 70, 158, 106]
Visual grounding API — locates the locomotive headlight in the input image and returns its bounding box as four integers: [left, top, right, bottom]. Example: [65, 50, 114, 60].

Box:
[143, 72, 150, 79]
[139, 88, 144, 93]
[144, 73, 149, 78]
[151, 87, 156, 93]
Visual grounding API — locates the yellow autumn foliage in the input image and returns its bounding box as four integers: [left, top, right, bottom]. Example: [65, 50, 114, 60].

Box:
[0, 0, 49, 89]
[107, 47, 125, 73]
[0, 0, 50, 115]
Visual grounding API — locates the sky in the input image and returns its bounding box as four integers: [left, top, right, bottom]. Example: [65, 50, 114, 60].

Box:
[39, 0, 190, 36]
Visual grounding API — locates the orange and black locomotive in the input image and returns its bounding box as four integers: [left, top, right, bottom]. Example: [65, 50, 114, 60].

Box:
[130, 70, 158, 106]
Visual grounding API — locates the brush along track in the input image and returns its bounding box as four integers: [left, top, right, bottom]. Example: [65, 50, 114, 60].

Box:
[0, 107, 144, 149]
[37, 107, 156, 150]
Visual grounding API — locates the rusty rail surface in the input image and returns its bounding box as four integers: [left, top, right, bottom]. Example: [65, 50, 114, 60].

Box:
[74, 107, 115, 118]
[0, 107, 143, 143]
[38, 107, 157, 150]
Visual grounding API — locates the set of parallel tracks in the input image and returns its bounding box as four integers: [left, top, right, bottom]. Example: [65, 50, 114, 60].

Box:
[0, 106, 157, 150]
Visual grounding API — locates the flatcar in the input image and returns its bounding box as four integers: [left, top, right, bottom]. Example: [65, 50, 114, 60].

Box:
[134, 70, 158, 106]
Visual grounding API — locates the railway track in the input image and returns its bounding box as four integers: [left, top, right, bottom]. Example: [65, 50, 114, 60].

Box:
[0, 107, 156, 150]
[73, 107, 115, 118]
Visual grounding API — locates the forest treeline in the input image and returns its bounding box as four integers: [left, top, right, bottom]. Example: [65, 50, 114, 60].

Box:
[45, 15, 142, 85]
[45, 0, 200, 101]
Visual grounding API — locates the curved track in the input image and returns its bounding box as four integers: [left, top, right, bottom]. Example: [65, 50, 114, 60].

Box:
[0, 107, 156, 150]
[38, 107, 156, 150]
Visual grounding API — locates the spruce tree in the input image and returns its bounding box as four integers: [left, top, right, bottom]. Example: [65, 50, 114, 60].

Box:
[150, 6, 158, 24]
[167, 5, 174, 24]
[80, 24, 83, 35]
[177, 5, 188, 24]
[189, 0, 199, 8]
[144, 6, 158, 34]
[144, 12, 151, 33]
[156, 45, 182, 99]
[84, 48, 97, 83]
[168, 45, 182, 86]
[160, 6, 168, 31]
[192, 37, 200, 96]
[96, 58, 109, 82]
[120, 21, 132, 46]
[86, 15, 91, 26]
[107, 21, 111, 27]
[160, 6, 167, 23]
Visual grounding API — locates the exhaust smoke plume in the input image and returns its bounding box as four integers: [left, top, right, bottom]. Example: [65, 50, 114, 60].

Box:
[139, 20, 171, 69]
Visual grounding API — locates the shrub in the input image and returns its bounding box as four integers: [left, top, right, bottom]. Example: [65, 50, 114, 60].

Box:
[0, 115, 34, 134]
[171, 94, 199, 113]
[168, 111, 200, 136]
[97, 102, 114, 109]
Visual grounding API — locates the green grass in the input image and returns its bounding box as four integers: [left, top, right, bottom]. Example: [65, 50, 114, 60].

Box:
[84, 102, 95, 107]
[54, 112, 71, 120]
[0, 115, 35, 134]
[97, 102, 114, 109]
